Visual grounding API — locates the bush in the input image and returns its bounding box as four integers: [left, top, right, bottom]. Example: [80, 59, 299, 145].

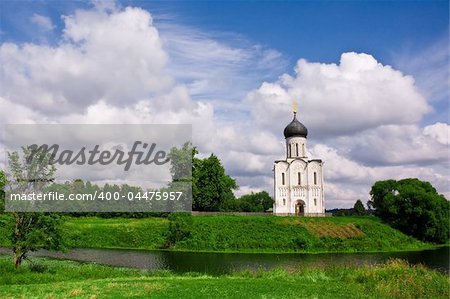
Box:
[292, 237, 311, 250]
[220, 191, 273, 212]
[165, 213, 193, 247]
[353, 200, 366, 216]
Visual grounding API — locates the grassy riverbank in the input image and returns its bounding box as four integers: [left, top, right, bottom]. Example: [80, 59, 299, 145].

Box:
[0, 255, 448, 298]
[0, 215, 430, 253]
[62, 215, 428, 253]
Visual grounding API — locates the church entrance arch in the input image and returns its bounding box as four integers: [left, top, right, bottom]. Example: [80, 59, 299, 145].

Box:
[295, 200, 305, 216]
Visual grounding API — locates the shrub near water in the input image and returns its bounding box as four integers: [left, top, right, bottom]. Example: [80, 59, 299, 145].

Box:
[165, 212, 193, 247]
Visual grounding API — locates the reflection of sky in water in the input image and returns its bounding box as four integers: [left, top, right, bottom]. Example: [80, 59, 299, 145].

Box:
[1, 246, 447, 274]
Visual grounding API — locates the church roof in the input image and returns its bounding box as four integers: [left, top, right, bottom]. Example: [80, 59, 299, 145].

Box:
[283, 112, 308, 138]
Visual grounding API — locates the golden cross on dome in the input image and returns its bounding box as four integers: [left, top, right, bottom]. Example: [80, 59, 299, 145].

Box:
[293, 100, 298, 114]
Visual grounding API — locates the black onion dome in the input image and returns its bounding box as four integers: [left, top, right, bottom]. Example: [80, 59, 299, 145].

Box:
[283, 113, 308, 138]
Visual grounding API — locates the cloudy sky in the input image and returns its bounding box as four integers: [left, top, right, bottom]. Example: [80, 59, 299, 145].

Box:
[0, 0, 448, 208]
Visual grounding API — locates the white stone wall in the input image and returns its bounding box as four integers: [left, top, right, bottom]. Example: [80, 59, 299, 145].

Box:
[285, 137, 307, 159]
[273, 161, 289, 214]
[273, 159, 325, 215]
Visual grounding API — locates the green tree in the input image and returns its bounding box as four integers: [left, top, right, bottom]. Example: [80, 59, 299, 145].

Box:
[168, 142, 193, 182]
[369, 178, 450, 243]
[167, 142, 195, 212]
[334, 209, 352, 216]
[353, 199, 366, 216]
[168, 143, 238, 211]
[194, 154, 237, 211]
[235, 191, 273, 212]
[6, 149, 65, 268]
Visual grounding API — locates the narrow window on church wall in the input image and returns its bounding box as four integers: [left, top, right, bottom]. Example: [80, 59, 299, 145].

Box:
[296, 143, 299, 156]
[314, 172, 317, 185]
[298, 172, 301, 185]
[314, 198, 317, 206]
[282, 173, 285, 185]
[288, 144, 291, 157]
[283, 198, 286, 206]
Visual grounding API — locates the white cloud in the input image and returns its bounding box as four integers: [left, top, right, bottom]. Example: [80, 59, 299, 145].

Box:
[91, 0, 119, 13]
[1, 4, 448, 209]
[311, 144, 374, 184]
[1, 7, 173, 114]
[225, 151, 269, 176]
[324, 182, 367, 208]
[339, 124, 449, 166]
[158, 22, 287, 117]
[423, 122, 449, 145]
[0, 97, 44, 125]
[246, 52, 432, 137]
[30, 14, 55, 32]
[309, 142, 449, 208]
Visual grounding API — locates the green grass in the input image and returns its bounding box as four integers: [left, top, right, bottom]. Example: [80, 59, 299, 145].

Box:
[0, 215, 430, 253]
[63, 217, 169, 250]
[0, 255, 448, 298]
[174, 215, 428, 252]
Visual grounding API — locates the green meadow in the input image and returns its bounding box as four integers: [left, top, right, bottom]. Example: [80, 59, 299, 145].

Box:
[0, 215, 446, 298]
[0, 256, 448, 299]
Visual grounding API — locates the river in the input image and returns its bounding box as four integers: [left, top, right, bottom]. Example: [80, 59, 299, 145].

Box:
[0, 246, 448, 274]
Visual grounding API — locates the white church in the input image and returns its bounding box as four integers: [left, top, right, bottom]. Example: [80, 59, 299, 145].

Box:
[273, 105, 325, 216]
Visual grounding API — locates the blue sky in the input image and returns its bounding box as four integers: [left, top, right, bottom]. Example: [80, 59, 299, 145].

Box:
[1, 1, 448, 120]
[2, 1, 448, 63]
[145, 1, 448, 62]
[0, 0, 448, 208]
